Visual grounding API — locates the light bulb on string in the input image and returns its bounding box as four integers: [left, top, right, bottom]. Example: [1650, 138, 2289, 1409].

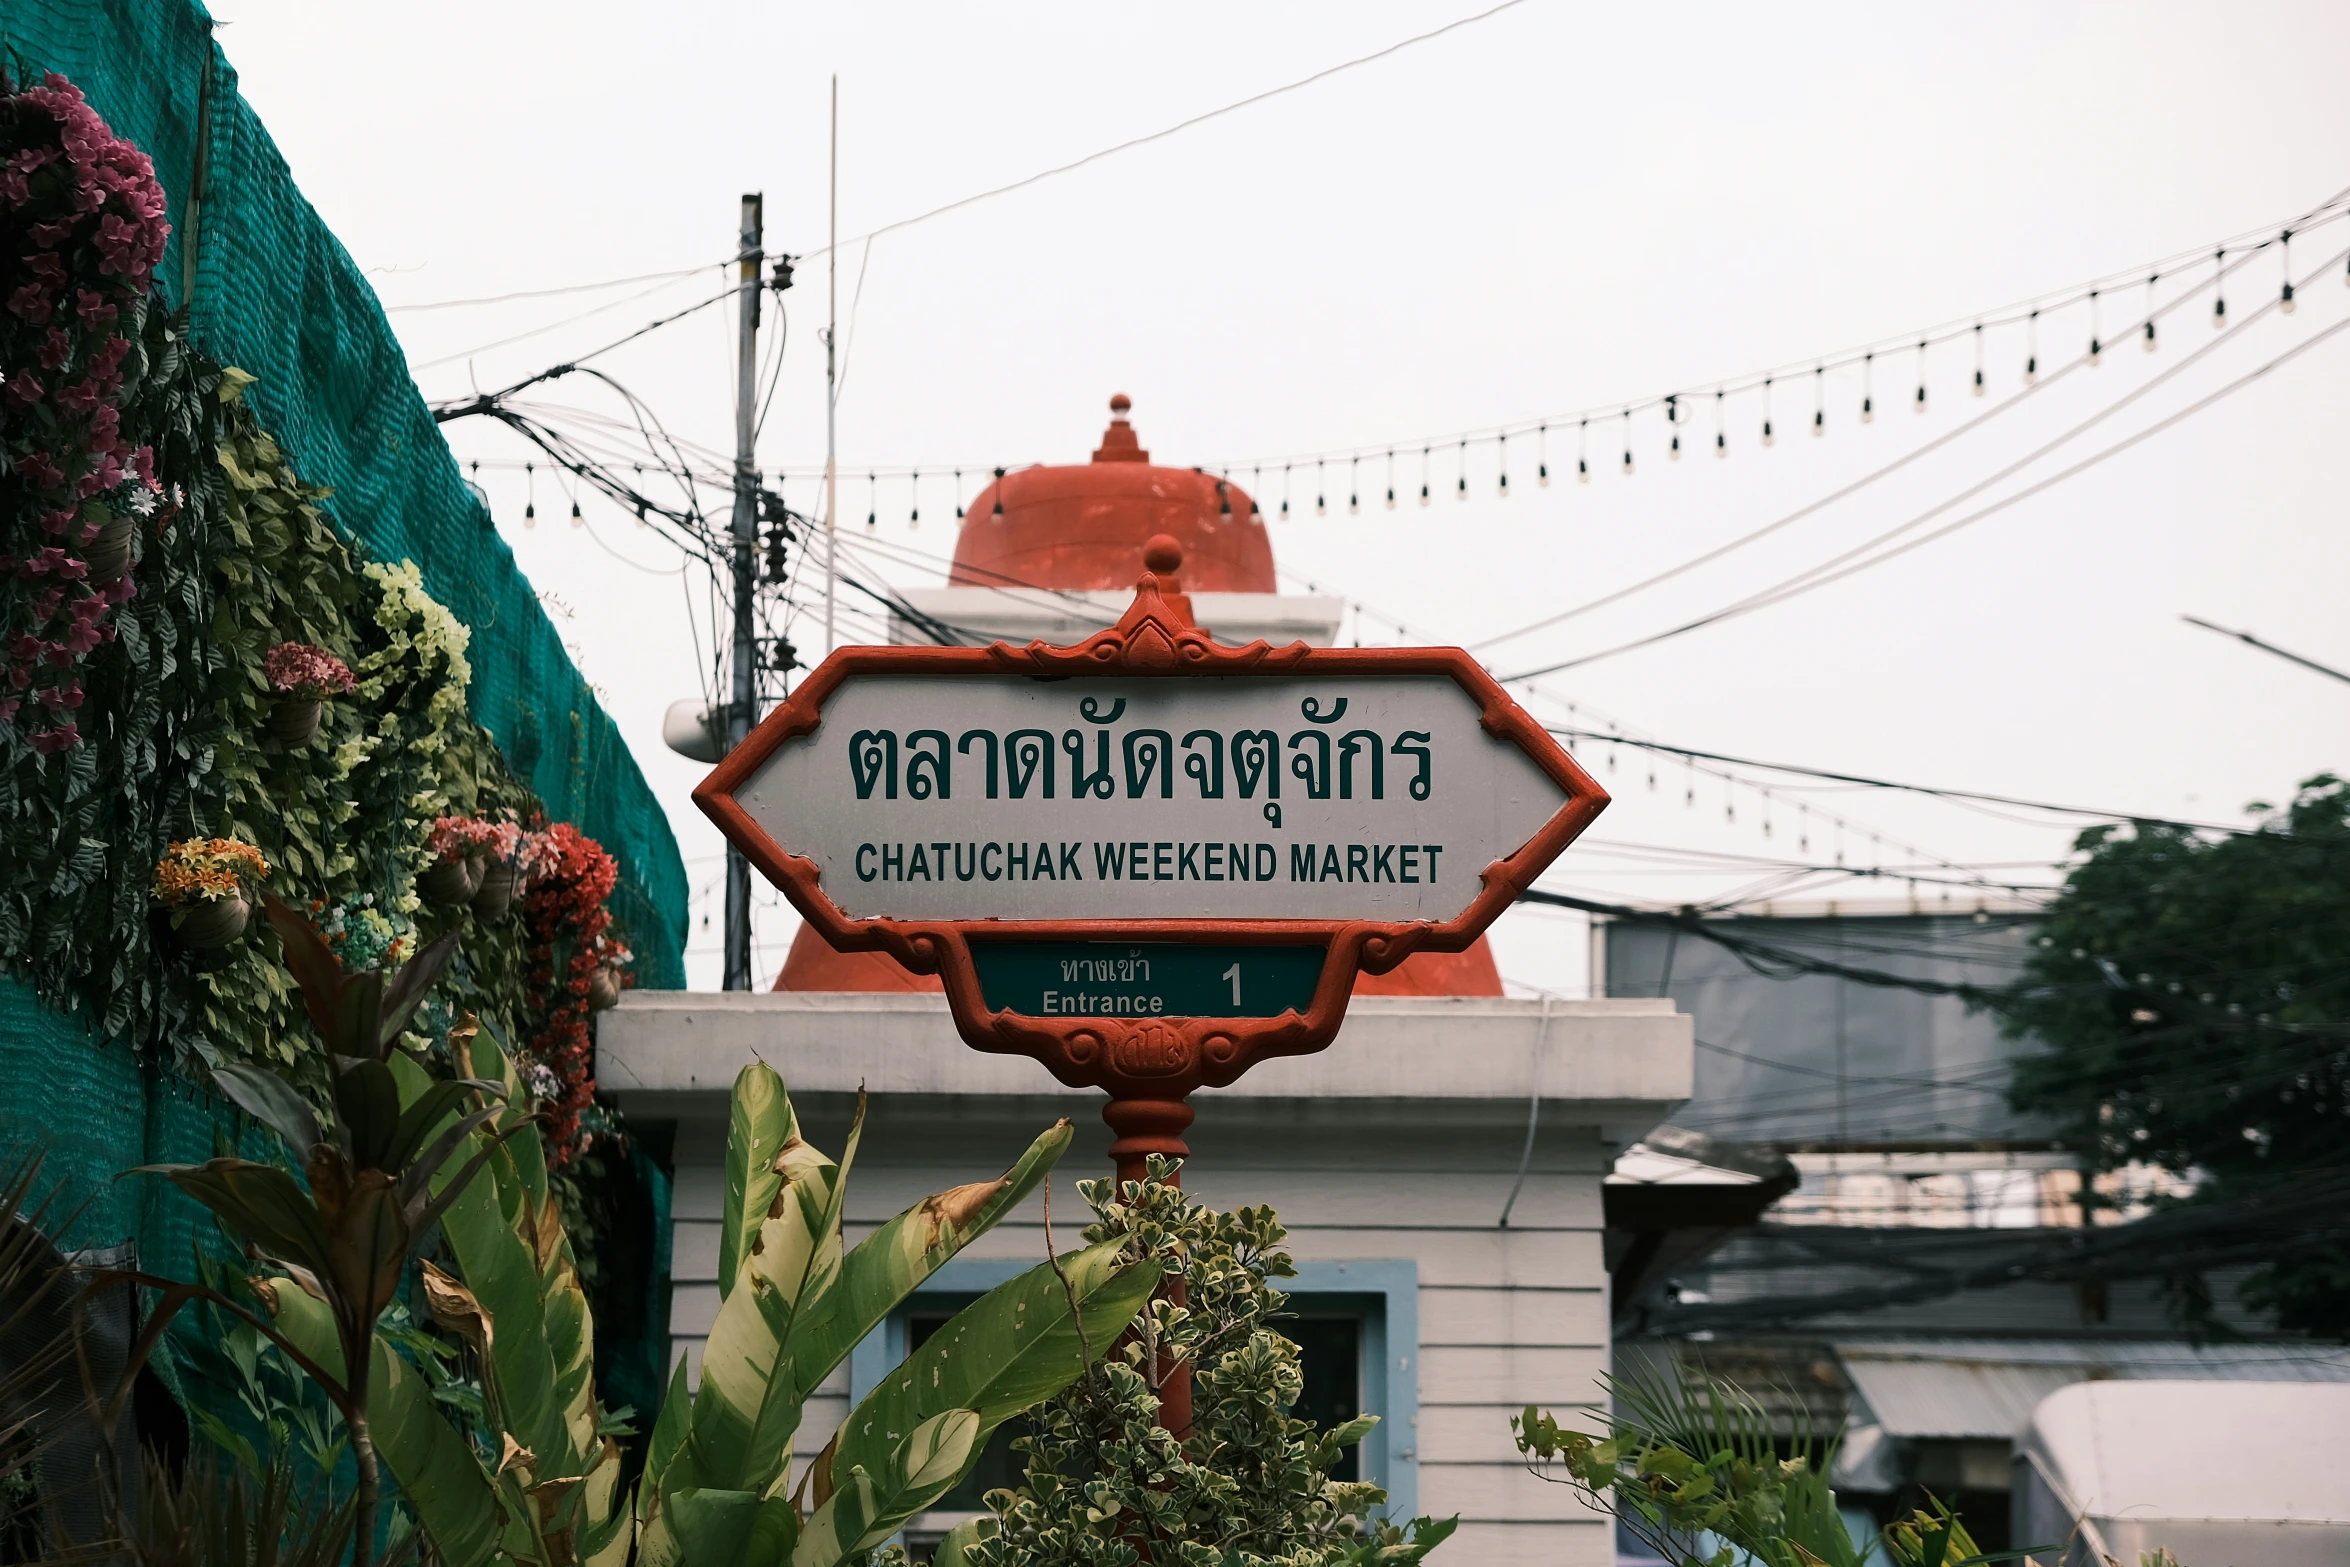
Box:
[2144, 274, 2159, 351]
[865, 471, 877, 530]
[1723, 773, 1735, 824]
[954, 468, 966, 521]
[1913, 341, 1927, 412]
[909, 470, 920, 529]
[1812, 365, 1826, 434]
[1761, 377, 1775, 446]
[1684, 757, 1695, 807]
[1577, 421, 1589, 483]
[1861, 353, 1875, 422]
[992, 466, 1005, 518]
[1666, 394, 1681, 462]
[1798, 802, 1810, 854]
[2088, 288, 2102, 365]
[1761, 790, 1773, 839]
[1316, 459, 1327, 517]
[1538, 424, 1550, 486]
[2213, 247, 2227, 327]
[524, 461, 536, 526]
[1419, 447, 1431, 507]
[1619, 409, 1633, 476]
[1713, 390, 1726, 459]
[2280, 228, 2296, 313]
[1350, 455, 1361, 514]
[1385, 450, 1397, 509]
[569, 483, 582, 527]
[1497, 435, 1510, 497]
[1217, 478, 1232, 520]
[1281, 465, 1292, 521]
[1456, 440, 1468, 502]
[2024, 310, 2039, 382]
[1972, 323, 1985, 395]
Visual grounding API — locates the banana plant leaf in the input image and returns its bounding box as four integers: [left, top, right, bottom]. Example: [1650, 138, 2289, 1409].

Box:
[829, 1240, 1158, 1495]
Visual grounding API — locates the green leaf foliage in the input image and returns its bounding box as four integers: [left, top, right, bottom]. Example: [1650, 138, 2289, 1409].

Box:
[959, 1157, 1454, 1567]
[2002, 774, 2350, 1337]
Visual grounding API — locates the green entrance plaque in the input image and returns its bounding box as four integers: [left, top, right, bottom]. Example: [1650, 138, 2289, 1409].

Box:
[969, 942, 1327, 1020]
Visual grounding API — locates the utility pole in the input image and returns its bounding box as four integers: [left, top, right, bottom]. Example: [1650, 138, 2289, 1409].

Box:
[823, 75, 839, 658]
[723, 192, 764, 992]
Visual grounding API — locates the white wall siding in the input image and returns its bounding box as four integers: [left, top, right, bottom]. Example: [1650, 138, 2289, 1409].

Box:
[606, 992, 1691, 1561]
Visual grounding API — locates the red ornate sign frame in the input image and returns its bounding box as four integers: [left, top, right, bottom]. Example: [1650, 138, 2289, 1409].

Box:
[695, 543, 1610, 1177]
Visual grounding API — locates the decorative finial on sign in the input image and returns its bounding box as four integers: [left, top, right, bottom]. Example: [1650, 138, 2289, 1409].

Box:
[1143, 533, 1182, 580]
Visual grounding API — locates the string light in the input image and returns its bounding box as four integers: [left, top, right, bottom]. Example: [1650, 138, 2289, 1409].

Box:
[1972, 324, 1985, 395]
[2088, 288, 2102, 365]
[524, 461, 536, 526]
[992, 466, 1005, 518]
[954, 468, 965, 521]
[2280, 228, 2296, 313]
[1456, 439, 1468, 502]
[1496, 435, 1510, 498]
[2024, 310, 2039, 382]
[1913, 341, 1927, 412]
[1385, 449, 1397, 509]
[1576, 421, 1589, 484]
[1316, 459, 1327, 516]
[1218, 477, 1232, 519]
[1761, 376, 1775, 446]
[1666, 393, 1681, 461]
[1813, 365, 1827, 433]
[1537, 423, 1550, 487]
[1281, 465, 1291, 521]
[1350, 455, 1361, 513]
[1620, 409, 1633, 476]
[1861, 353, 1874, 422]
[909, 469, 920, 529]
[1420, 447, 1431, 506]
[2143, 274, 2159, 351]
[1712, 390, 1725, 459]
[865, 471, 877, 529]
[2213, 247, 2227, 326]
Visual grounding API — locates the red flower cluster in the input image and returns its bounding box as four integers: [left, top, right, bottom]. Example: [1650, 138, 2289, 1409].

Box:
[1, 72, 170, 750]
[261, 639, 355, 700]
[518, 821, 630, 1161]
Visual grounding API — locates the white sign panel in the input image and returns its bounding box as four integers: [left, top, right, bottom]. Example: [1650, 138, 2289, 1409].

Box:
[734, 674, 1568, 922]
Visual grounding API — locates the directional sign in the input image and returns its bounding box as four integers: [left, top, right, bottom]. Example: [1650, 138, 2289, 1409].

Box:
[728, 674, 1568, 924]
[696, 543, 1606, 1108]
[969, 942, 1328, 1020]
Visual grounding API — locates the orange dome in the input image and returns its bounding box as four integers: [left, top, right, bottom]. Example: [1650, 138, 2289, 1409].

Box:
[771, 923, 1502, 998]
[950, 394, 1274, 593]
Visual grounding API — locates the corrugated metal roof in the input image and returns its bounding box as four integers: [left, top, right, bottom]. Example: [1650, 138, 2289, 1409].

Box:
[1834, 1338, 2350, 1439]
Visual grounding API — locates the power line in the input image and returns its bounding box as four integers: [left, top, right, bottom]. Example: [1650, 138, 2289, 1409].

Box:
[1541, 728, 2250, 835]
[802, 0, 1537, 261]
[384, 262, 723, 313]
[1506, 270, 2350, 680]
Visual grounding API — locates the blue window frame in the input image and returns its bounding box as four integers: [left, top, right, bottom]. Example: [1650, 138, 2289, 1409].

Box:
[848, 1258, 1419, 1523]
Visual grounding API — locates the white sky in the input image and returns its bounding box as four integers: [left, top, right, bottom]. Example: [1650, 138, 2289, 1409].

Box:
[206, 0, 2350, 994]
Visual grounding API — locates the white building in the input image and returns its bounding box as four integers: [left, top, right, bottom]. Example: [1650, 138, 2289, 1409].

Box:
[599, 398, 1698, 1564]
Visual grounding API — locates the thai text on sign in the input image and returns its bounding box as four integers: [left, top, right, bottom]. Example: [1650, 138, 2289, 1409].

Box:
[732, 675, 1567, 922]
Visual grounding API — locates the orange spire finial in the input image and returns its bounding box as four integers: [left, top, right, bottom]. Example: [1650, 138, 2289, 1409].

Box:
[1093, 392, 1149, 463]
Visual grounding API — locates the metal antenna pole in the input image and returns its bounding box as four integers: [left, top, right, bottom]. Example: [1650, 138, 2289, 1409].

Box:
[2181, 614, 2350, 687]
[823, 75, 839, 657]
[723, 192, 764, 992]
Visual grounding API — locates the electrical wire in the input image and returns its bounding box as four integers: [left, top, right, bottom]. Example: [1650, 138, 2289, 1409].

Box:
[1541, 728, 2250, 834]
[802, 0, 1537, 261]
[1510, 281, 2350, 680]
[384, 262, 725, 312]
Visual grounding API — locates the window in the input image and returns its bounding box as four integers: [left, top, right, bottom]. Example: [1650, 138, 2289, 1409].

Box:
[850, 1258, 1420, 1536]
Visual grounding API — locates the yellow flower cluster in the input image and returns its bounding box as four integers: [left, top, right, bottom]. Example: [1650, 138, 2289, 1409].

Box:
[153, 838, 270, 908]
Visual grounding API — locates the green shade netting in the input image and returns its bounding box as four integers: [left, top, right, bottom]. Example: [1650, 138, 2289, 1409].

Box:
[0, 0, 687, 1257]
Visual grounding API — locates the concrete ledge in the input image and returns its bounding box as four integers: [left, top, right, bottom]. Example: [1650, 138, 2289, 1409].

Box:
[597, 991, 1690, 1136]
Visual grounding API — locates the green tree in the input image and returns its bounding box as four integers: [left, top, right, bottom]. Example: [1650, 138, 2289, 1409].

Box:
[2004, 773, 2350, 1338]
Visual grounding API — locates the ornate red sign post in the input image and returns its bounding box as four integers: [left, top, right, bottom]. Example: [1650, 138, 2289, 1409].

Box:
[698, 538, 1608, 1176]
[695, 537, 1607, 1422]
